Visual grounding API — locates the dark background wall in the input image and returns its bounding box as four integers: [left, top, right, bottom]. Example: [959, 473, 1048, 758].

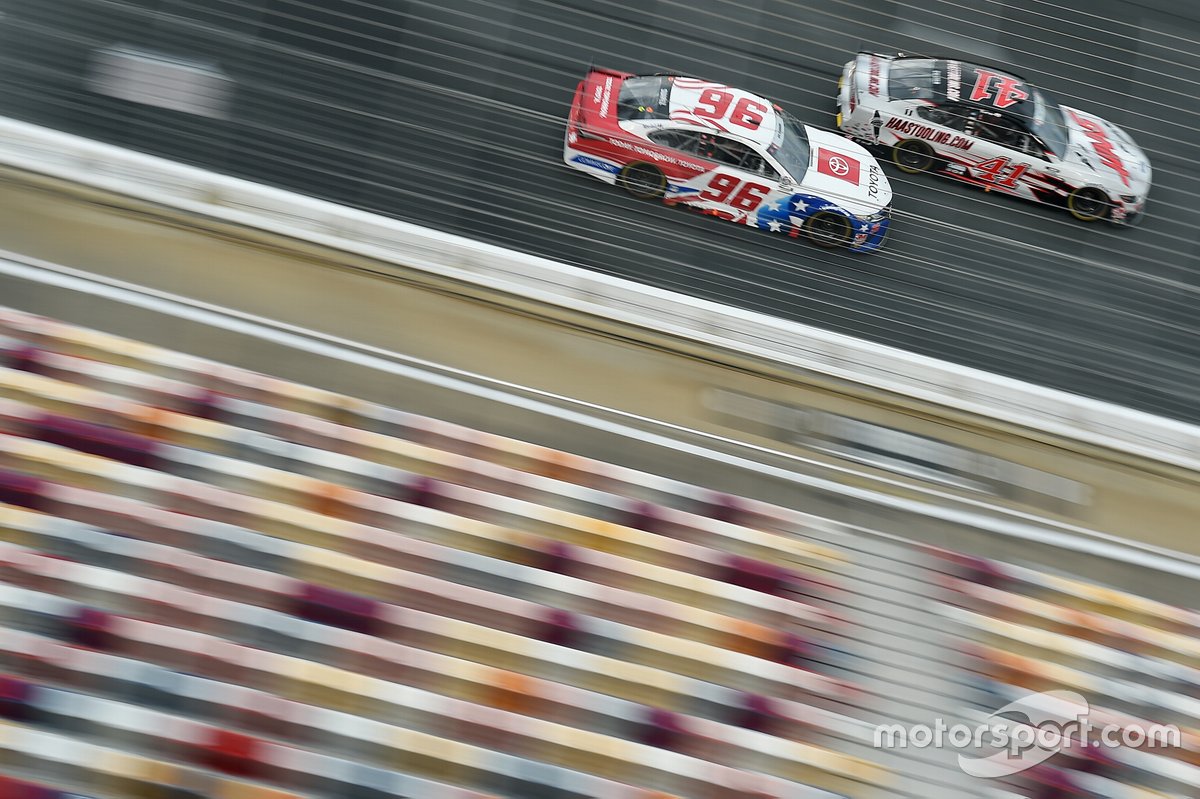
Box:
[3, 0, 1190, 205]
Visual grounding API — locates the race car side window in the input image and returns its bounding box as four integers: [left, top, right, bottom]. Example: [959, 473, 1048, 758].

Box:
[723, 140, 778, 178]
[707, 136, 761, 171]
[648, 130, 697, 151]
[648, 130, 779, 178]
[999, 114, 1049, 158]
[918, 103, 970, 131]
[743, 153, 780, 180]
[1026, 135, 1055, 160]
[971, 111, 1032, 152]
[650, 130, 727, 160]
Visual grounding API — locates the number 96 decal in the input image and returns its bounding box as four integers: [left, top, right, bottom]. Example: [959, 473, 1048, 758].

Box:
[694, 89, 768, 130]
[698, 173, 771, 211]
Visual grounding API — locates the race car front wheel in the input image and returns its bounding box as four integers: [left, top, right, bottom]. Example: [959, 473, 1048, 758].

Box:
[806, 211, 854, 248]
[619, 162, 666, 200]
[1067, 187, 1110, 222]
[892, 139, 936, 174]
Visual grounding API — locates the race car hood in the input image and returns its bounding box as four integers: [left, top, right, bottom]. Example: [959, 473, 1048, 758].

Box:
[799, 126, 893, 216]
[1058, 106, 1151, 197]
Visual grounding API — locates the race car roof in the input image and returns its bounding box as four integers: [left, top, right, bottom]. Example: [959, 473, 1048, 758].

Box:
[624, 75, 781, 149]
[889, 57, 1039, 119]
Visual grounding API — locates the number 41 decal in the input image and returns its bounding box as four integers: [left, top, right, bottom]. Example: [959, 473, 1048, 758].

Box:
[974, 156, 1029, 189]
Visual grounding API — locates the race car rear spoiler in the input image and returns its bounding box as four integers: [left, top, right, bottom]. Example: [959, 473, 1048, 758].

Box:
[576, 66, 631, 127]
[588, 66, 630, 78]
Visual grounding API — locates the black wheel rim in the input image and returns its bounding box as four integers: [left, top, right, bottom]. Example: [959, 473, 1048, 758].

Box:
[811, 213, 849, 245]
[626, 165, 662, 197]
[898, 145, 929, 170]
[1073, 192, 1104, 218]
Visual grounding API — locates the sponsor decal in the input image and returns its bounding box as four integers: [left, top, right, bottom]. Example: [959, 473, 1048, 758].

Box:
[567, 130, 578, 145]
[570, 154, 619, 174]
[945, 61, 963, 101]
[885, 117, 973, 150]
[816, 148, 861, 183]
[1068, 111, 1131, 187]
[969, 69, 1028, 109]
[592, 84, 602, 105]
[866, 163, 883, 197]
[870, 111, 883, 143]
[607, 138, 708, 172]
[867, 57, 882, 96]
[599, 76, 614, 117]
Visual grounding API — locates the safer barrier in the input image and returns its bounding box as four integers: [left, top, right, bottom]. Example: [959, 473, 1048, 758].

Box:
[1, 118, 1199, 474]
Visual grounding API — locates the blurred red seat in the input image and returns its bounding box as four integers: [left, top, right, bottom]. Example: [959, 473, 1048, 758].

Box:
[539, 608, 581, 648]
[0, 774, 73, 799]
[6, 345, 46, 374]
[720, 554, 790, 596]
[33, 413, 162, 469]
[0, 469, 45, 510]
[292, 582, 381, 636]
[68, 607, 116, 651]
[196, 727, 266, 779]
[0, 672, 34, 721]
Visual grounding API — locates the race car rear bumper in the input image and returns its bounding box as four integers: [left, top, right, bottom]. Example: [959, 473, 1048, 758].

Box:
[836, 63, 853, 129]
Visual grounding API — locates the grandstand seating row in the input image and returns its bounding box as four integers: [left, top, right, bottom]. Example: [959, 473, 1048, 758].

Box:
[930, 546, 1200, 796]
[0, 308, 877, 798]
[1, 305, 1198, 799]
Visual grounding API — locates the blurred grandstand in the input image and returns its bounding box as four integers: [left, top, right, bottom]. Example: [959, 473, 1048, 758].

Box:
[0, 307, 1197, 798]
[1, 1, 1199, 797]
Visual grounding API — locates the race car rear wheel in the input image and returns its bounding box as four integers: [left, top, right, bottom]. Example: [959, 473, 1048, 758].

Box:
[806, 211, 854, 248]
[619, 162, 667, 200]
[1067, 187, 1110, 222]
[892, 139, 936, 174]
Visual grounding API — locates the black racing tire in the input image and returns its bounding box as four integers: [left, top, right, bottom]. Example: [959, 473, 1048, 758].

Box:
[618, 162, 667, 200]
[806, 211, 854, 249]
[891, 139, 936, 174]
[1066, 186, 1110, 222]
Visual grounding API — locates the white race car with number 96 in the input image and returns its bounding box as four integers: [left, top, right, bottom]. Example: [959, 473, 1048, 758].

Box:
[566, 67, 894, 251]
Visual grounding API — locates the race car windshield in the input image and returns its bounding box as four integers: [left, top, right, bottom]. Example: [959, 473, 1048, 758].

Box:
[1030, 90, 1069, 159]
[768, 112, 810, 181]
[617, 76, 671, 120]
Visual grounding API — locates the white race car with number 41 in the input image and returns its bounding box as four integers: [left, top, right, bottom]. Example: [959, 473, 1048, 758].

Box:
[837, 52, 1152, 226]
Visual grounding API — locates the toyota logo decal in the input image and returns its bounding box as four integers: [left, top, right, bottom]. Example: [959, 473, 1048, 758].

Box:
[827, 155, 851, 176]
[817, 148, 860, 182]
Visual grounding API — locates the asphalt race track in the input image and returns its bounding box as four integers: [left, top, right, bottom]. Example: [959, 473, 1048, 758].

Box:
[2, 1, 1200, 421]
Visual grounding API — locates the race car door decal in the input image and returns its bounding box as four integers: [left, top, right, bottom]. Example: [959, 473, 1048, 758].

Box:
[698, 172, 772, 210]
